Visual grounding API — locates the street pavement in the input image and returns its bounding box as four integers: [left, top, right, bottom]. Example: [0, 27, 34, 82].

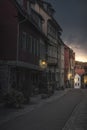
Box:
[63, 89, 87, 130]
[0, 88, 71, 126]
[0, 88, 84, 130]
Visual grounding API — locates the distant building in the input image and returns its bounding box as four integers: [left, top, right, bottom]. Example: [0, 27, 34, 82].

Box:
[64, 45, 75, 88]
[31, 0, 63, 91]
[74, 74, 81, 89]
[60, 40, 64, 88]
[75, 61, 87, 88]
[64, 45, 70, 87]
[69, 49, 75, 87]
[75, 61, 85, 75]
[81, 73, 87, 88]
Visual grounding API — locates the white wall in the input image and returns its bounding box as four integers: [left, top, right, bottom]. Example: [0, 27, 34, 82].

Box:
[74, 74, 81, 89]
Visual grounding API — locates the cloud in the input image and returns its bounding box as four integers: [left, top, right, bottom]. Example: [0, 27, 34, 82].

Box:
[62, 24, 87, 53]
[64, 36, 87, 62]
[47, 0, 87, 62]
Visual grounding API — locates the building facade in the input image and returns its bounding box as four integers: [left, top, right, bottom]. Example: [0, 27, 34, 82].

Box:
[69, 49, 75, 87]
[64, 45, 75, 88]
[64, 45, 70, 87]
[0, 0, 49, 101]
[75, 61, 87, 88]
[30, 0, 62, 91]
[74, 74, 81, 89]
[0, 0, 75, 102]
[60, 39, 64, 88]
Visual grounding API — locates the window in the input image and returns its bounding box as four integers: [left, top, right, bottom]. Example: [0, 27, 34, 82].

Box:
[21, 32, 26, 49]
[27, 1, 31, 15]
[34, 39, 37, 56]
[17, 0, 23, 6]
[32, 38, 35, 54]
[40, 39, 45, 59]
[31, 10, 42, 30]
[75, 83, 77, 86]
[26, 35, 32, 52]
[38, 20, 42, 30]
[34, 39, 39, 56]
[36, 40, 39, 56]
[27, 36, 39, 56]
[31, 3, 34, 10]
[47, 23, 56, 38]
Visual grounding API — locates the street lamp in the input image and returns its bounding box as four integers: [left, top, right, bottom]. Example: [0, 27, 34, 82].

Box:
[39, 59, 47, 69]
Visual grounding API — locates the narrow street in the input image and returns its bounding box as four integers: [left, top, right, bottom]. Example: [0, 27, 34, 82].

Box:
[0, 89, 84, 130]
[0, 0, 87, 130]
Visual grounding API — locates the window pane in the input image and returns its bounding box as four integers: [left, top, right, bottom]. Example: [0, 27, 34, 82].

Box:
[21, 32, 26, 49]
[17, 0, 23, 6]
[35, 39, 37, 55]
[26, 35, 32, 52]
[32, 38, 34, 53]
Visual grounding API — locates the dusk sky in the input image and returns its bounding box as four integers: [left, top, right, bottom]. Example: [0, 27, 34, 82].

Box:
[46, 0, 87, 62]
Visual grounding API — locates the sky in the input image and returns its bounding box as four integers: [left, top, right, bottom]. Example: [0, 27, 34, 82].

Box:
[46, 0, 87, 62]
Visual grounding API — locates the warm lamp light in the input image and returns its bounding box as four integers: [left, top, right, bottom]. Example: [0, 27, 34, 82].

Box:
[68, 73, 72, 80]
[39, 59, 47, 69]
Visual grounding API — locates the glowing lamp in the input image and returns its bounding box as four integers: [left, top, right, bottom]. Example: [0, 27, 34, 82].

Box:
[68, 73, 72, 80]
[39, 59, 47, 69]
